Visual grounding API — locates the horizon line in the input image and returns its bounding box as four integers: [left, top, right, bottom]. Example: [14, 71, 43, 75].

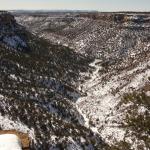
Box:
[3, 9, 150, 13]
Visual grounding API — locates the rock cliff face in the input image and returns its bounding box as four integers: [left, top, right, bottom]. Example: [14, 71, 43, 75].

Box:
[0, 11, 29, 52]
[0, 11, 16, 24]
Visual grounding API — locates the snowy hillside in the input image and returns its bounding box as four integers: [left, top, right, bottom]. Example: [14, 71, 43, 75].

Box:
[0, 11, 149, 149]
[0, 11, 108, 150]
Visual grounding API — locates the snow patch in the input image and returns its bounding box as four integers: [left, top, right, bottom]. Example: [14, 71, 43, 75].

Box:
[0, 115, 35, 143]
[0, 134, 22, 150]
[146, 91, 150, 97]
[138, 106, 148, 114]
[10, 74, 18, 81]
[101, 127, 126, 145]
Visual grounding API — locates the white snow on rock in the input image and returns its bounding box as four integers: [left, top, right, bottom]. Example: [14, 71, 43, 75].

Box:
[9, 74, 18, 81]
[0, 94, 4, 99]
[138, 106, 148, 115]
[146, 91, 150, 97]
[0, 115, 35, 143]
[0, 134, 22, 150]
[101, 127, 126, 145]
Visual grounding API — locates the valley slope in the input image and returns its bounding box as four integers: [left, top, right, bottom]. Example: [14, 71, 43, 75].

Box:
[0, 11, 150, 150]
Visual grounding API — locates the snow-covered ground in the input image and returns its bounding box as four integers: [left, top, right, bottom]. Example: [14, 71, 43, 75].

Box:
[0, 134, 22, 150]
[0, 12, 149, 149]
[76, 58, 150, 145]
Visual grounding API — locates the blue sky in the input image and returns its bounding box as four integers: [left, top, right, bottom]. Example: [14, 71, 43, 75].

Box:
[0, 0, 150, 11]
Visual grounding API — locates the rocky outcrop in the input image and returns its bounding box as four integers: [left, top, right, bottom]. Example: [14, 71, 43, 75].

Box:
[0, 130, 30, 150]
[0, 11, 16, 25]
[0, 11, 29, 52]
